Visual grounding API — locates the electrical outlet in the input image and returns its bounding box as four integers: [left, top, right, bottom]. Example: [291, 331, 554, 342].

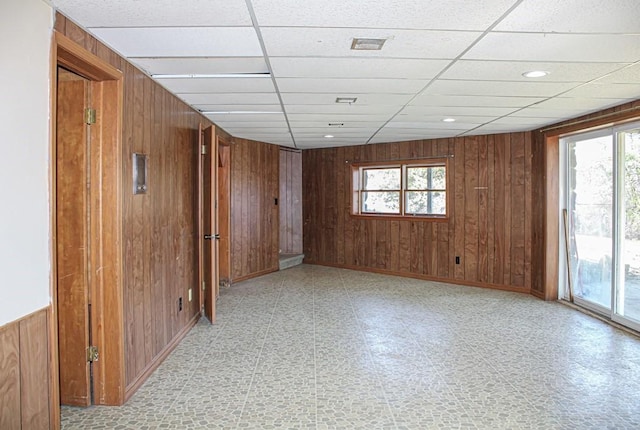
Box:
[455, 256, 460, 265]
[188, 288, 192, 302]
[178, 297, 183, 312]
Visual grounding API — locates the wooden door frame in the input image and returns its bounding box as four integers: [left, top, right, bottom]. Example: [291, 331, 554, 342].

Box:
[50, 32, 125, 422]
[217, 136, 231, 288]
[198, 125, 218, 321]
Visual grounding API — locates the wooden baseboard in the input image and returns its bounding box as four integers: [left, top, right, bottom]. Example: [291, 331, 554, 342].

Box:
[124, 312, 200, 401]
[530, 289, 546, 300]
[231, 267, 278, 284]
[306, 261, 531, 295]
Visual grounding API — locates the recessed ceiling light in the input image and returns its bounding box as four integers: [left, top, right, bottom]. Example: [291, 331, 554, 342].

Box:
[336, 97, 357, 104]
[442, 118, 456, 122]
[324, 135, 334, 138]
[522, 70, 548, 78]
[351, 38, 387, 50]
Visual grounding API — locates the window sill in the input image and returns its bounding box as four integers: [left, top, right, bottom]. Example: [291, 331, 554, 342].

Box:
[350, 213, 449, 222]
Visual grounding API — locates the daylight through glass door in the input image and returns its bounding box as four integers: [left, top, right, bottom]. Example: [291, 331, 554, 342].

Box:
[564, 122, 640, 331]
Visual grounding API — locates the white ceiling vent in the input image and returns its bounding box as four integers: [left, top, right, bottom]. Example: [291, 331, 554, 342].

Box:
[350, 38, 386, 51]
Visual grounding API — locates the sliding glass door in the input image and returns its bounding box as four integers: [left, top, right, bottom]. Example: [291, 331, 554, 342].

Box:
[615, 127, 640, 326]
[563, 122, 640, 331]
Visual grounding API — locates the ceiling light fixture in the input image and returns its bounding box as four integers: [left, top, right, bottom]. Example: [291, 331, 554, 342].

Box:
[350, 38, 387, 50]
[522, 70, 548, 78]
[324, 135, 334, 138]
[151, 73, 271, 79]
[336, 97, 357, 104]
[442, 118, 456, 122]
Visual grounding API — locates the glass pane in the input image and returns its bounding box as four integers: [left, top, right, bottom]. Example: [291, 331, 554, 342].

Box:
[568, 134, 613, 310]
[617, 128, 640, 323]
[362, 191, 400, 213]
[363, 168, 400, 190]
[407, 166, 445, 190]
[406, 191, 445, 215]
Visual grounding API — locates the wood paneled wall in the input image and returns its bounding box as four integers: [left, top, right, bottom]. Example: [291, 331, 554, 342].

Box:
[0, 309, 51, 430]
[279, 149, 303, 255]
[55, 14, 208, 392]
[230, 138, 280, 281]
[303, 133, 535, 292]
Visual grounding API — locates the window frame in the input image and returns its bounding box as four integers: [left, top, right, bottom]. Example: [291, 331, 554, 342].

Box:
[350, 158, 450, 221]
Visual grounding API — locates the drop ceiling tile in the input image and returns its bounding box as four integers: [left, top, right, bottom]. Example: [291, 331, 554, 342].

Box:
[441, 60, 629, 83]
[385, 121, 485, 130]
[410, 94, 545, 108]
[270, 57, 449, 79]
[288, 121, 386, 128]
[295, 137, 367, 145]
[89, 27, 262, 57]
[277, 78, 428, 94]
[516, 97, 633, 112]
[368, 132, 460, 143]
[560, 83, 640, 99]
[596, 63, 640, 84]
[463, 32, 640, 63]
[157, 77, 274, 93]
[224, 125, 291, 135]
[290, 127, 380, 134]
[251, 0, 514, 30]
[286, 104, 400, 115]
[179, 93, 280, 105]
[399, 106, 517, 117]
[53, 0, 252, 27]
[424, 79, 577, 97]
[495, 0, 640, 33]
[130, 57, 268, 76]
[205, 120, 288, 129]
[287, 113, 391, 122]
[281, 93, 414, 105]
[194, 104, 282, 113]
[204, 113, 286, 123]
[489, 117, 553, 126]
[460, 124, 535, 135]
[507, 106, 587, 120]
[260, 27, 481, 59]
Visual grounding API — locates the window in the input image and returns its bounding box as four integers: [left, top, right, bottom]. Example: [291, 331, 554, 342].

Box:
[351, 159, 448, 219]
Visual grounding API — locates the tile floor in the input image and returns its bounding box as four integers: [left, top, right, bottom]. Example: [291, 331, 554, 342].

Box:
[62, 265, 640, 429]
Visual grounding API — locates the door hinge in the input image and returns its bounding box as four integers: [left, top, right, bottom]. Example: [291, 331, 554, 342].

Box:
[84, 108, 96, 125]
[201, 144, 207, 155]
[87, 345, 99, 362]
[202, 280, 206, 290]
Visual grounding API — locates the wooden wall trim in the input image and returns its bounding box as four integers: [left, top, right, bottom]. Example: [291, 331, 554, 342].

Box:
[0, 307, 51, 430]
[51, 29, 126, 409]
[124, 314, 200, 401]
[543, 136, 560, 301]
[233, 267, 280, 284]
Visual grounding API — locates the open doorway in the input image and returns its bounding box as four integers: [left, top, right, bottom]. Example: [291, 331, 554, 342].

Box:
[278, 148, 304, 270]
[218, 137, 231, 288]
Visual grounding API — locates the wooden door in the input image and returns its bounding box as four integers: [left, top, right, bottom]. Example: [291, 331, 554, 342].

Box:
[56, 67, 92, 406]
[202, 126, 218, 323]
[217, 138, 231, 288]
